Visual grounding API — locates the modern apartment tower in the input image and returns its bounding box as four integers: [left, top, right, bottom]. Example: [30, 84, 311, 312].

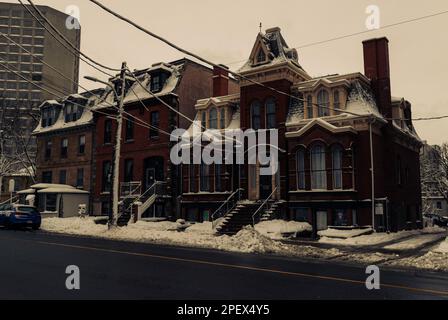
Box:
[0, 2, 80, 158]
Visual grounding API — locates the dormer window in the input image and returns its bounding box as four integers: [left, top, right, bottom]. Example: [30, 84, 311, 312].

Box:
[209, 108, 217, 129]
[151, 75, 160, 92]
[256, 49, 266, 64]
[64, 102, 83, 123]
[41, 106, 56, 127]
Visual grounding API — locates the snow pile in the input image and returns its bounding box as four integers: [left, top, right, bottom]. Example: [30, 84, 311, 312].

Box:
[42, 217, 107, 236]
[318, 228, 373, 239]
[387, 252, 448, 272]
[434, 238, 448, 254]
[255, 220, 312, 240]
[384, 233, 447, 252]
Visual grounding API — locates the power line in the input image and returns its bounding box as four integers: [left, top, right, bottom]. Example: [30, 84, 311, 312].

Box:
[89, 0, 368, 121]
[224, 9, 448, 66]
[17, 0, 114, 78]
[24, 0, 120, 73]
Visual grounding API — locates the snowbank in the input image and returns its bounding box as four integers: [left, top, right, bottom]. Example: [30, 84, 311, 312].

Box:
[434, 238, 448, 254]
[255, 220, 312, 240]
[318, 228, 373, 239]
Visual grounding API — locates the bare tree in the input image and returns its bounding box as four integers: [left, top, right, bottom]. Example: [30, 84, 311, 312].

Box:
[420, 143, 448, 214]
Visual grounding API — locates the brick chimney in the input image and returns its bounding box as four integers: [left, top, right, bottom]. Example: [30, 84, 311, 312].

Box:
[213, 64, 229, 97]
[362, 37, 392, 119]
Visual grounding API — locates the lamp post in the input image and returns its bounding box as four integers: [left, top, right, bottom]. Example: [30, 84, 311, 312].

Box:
[84, 62, 127, 228]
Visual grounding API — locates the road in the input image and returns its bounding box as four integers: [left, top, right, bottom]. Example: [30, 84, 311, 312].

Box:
[0, 228, 447, 300]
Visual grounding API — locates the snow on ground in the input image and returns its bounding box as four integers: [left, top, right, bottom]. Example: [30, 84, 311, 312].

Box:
[255, 220, 312, 240]
[386, 252, 448, 272]
[434, 237, 448, 254]
[383, 233, 447, 251]
[319, 227, 446, 247]
[318, 227, 372, 239]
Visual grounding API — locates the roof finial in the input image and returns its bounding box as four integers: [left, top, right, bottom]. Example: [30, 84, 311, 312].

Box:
[259, 22, 262, 33]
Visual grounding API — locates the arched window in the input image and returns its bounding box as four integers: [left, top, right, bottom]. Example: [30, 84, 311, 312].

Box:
[333, 90, 340, 114]
[311, 144, 327, 189]
[265, 98, 276, 129]
[209, 108, 218, 129]
[296, 149, 306, 190]
[200, 163, 210, 192]
[256, 49, 266, 63]
[317, 89, 329, 117]
[250, 100, 261, 130]
[307, 95, 313, 119]
[332, 145, 343, 190]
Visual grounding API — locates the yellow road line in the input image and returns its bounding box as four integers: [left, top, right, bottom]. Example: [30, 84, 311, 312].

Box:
[37, 240, 448, 297]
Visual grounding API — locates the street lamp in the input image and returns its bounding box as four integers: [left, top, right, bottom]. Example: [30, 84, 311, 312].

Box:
[84, 63, 127, 229]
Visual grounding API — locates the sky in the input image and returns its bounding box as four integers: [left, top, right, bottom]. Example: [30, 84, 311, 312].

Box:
[11, 0, 448, 145]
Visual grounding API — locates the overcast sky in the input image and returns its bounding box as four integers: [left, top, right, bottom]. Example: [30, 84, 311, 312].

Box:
[15, 0, 448, 145]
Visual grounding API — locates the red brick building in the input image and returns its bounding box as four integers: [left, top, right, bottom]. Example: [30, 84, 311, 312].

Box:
[91, 58, 238, 218]
[180, 27, 422, 234]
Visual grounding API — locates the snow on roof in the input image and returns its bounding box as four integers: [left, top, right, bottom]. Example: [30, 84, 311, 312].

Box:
[343, 80, 384, 119]
[37, 187, 89, 194]
[32, 105, 93, 135]
[238, 27, 308, 75]
[30, 183, 76, 190]
[17, 188, 35, 194]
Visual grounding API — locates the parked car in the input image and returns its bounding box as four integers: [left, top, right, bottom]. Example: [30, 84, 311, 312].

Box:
[423, 213, 448, 227]
[0, 204, 41, 230]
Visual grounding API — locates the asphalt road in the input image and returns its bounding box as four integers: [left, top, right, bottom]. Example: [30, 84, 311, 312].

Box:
[0, 228, 447, 300]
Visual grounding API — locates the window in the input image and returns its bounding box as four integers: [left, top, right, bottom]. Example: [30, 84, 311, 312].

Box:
[333, 90, 340, 114]
[76, 168, 84, 188]
[219, 108, 225, 129]
[292, 208, 310, 223]
[44, 140, 52, 159]
[102, 161, 112, 192]
[78, 135, 86, 154]
[296, 149, 305, 190]
[317, 89, 329, 117]
[437, 202, 443, 210]
[209, 108, 217, 129]
[59, 170, 67, 184]
[45, 194, 57, 212]
[189, 165, 195, 193]
[150, 111, 160, 138]
[60, 138, 68, 158]
[200, 163, 210, 192]
[307, 95, 313, 118]
[124, 159, 134, 182]
[201, 111, 206, 130]
[101, 201, 110, 216]
[250, 100, 261, 130]
[333, 209, 349, 226]
[215, 164, 222, 192]
[64, 103, 82, 122]
[332, 145, 343, 190]
[256, 49, 266, 63]
[41, 107, 56, 127]
[125, 119, 134, 141]
[42, 171, 52, 183]
[151, 74, 160, 92]
[311, 144, 327, 189]
[104, 119, 112, 144]
[266, 98, 276, 129]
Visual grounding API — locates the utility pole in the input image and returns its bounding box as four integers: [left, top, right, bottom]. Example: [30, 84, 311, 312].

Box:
[110, 61, 127, 228]
[369, 116, 376, 232]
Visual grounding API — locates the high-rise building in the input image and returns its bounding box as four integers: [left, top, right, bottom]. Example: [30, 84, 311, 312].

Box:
[0, 2, 80, 159]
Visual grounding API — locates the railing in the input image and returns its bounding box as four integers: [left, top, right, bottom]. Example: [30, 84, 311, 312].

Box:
[120, 181, 142, 198]
[123, 181, 167, 220]
[252, 187, 278, 226]
[0, 195, 18, 206]
[211, 188, 243, 229]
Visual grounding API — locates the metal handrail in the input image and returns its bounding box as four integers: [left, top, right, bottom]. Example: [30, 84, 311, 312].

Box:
[211, 188, 243, 229]
[0, 195, 18, 206]
[252, 187, 278, 226]
[123, 181, 166, 214]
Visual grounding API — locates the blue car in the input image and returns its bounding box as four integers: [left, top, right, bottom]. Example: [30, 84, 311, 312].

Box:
[0, 204, 41, 230]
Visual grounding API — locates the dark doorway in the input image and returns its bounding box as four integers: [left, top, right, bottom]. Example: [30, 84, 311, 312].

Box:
[259, 166, 272, 199]
[143, 156, 164, 191]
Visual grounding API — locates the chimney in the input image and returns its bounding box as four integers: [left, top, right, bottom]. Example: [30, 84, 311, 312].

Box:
[213, 64, 229, 97]
[362, 37, 392, 119]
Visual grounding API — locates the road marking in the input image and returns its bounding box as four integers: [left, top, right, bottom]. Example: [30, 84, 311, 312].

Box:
[37, 240, 448, 297]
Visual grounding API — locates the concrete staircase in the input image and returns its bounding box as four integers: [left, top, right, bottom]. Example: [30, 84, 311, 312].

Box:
[215, 201, 260, 236]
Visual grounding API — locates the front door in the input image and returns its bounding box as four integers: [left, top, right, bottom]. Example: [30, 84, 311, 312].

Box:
[145, 168, 156, 190]
[316, 211, 328, 231]
[259, 172, 272, 199]
[143, 157, 164, 191]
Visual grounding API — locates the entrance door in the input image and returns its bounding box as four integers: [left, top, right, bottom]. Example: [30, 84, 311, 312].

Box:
[316, 211, 328, 231]
[143, 157, 164, 191]
[259, 172, 272, 199]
